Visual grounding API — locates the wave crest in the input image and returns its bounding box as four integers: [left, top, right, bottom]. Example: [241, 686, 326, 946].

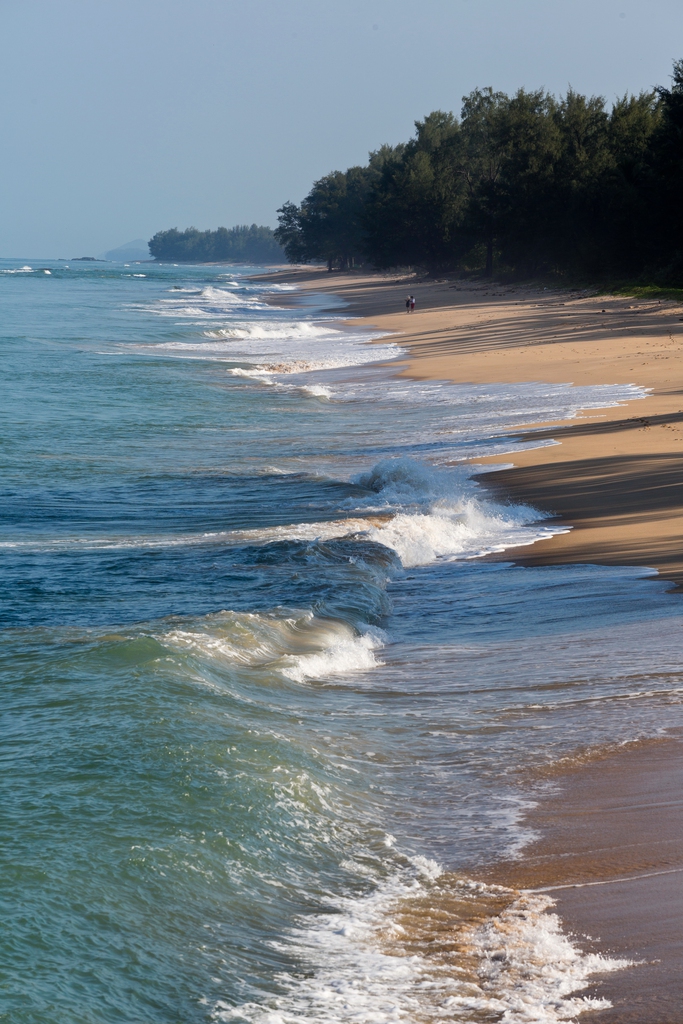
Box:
[159, 610, 385, 683]
[350, 457, 562, 566]
[205, 321, 342, 341]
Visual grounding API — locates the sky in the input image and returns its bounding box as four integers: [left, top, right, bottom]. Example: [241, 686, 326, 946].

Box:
[1, 0, 682, 258]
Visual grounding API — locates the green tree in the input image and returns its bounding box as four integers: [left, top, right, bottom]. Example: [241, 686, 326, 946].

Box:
[488, 89, 561, 276]
[545, 90, 612, 274]
[275, 59, 683, 283]
[276, 165, 380, 270]
[149, 225, 282, 263]
[599, 92, 661, 275]
[649, 60, 683, 280]
[457, 88, 514, 276]
[363, 112, 465, 272]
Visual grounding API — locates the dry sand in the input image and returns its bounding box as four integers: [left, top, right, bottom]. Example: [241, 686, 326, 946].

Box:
[257, 266, 683, 1018]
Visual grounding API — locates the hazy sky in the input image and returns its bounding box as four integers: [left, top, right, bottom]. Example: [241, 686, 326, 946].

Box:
[1, 0, 682, 257]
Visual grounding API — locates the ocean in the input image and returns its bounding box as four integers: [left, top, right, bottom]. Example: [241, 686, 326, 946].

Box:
[3, 258, 683, 1023]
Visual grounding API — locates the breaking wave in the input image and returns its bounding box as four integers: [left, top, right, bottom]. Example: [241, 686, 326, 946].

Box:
[205, 321, 342, 341]
[349, 457, 563, 566]
[158, 610, 386, 684]
[0, 458, 563, 565]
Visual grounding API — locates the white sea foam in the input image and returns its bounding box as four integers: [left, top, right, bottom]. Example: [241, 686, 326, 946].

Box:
[348, 457, 564, 566]
[215, 868, 628, 1023]
[129, 294, 400, 369]
[0, 518, 374, 553]
[300, 384, 333, 399]
[280, 628, 384, 682]
[148, 285, 268, 320]
[204, 318, 390, 373]
[141, 334, 401, 371]
[132, 279, 401, 371]
[227, 367, 275, 381]
[194, 285, 254, 303]
[205, 321, 342, 341]
[160, 610, 385, 683]
[211, 498, 560, 569]
[366, 504, 559, 566]
[1, 265, 33, 273]
[259, 282, 298, 291]
[327, 375, 648, 452]
[215, 461, 560, 567]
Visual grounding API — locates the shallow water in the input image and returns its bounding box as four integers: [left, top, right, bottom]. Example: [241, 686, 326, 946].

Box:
[2, 258, 682, 1023]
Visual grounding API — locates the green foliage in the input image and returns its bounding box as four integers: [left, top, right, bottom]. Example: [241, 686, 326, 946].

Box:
[148, 224, 283, 263]
[363, 113, 465, 272]
[600, 283, 683, 301]
[277, 60, 683, 284]
[275, 154, 404, 270]
[279, 166, 370, 269]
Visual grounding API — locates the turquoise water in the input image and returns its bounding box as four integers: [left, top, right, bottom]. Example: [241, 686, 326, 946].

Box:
[3, 258, 683, 1023]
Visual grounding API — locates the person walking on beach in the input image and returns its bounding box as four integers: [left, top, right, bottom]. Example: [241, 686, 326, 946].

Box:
[405, 295, 411, 312]
[410, 295, 415, 312]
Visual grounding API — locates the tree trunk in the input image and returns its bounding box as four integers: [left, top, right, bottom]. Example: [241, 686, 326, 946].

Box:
[327, 258, 333, 272]
[485, 237, 493, 277]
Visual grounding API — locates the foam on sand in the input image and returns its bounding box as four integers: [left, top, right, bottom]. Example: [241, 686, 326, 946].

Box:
[215, 865, 629, 1023]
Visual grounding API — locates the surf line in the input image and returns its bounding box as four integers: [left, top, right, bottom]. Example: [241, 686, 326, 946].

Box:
[528, 865, 683, 892]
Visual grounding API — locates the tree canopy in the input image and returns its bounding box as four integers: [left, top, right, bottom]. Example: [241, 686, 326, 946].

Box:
[275, 148, 404, 271]
[149, 224, 283, 263]
[276, 62, 683, 283]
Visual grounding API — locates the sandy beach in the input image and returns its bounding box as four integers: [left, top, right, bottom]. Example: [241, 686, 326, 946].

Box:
[263, 266, 683, 586]
[259, 265, 683, 1019]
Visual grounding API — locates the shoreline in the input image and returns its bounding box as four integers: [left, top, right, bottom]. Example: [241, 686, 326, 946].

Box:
[484, 735, 683, 1023]
[259, 265, 683, 586]
[256, 265, 683, 1018]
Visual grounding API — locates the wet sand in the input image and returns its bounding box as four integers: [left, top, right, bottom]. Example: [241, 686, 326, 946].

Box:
[257, 266, 683, 1017]
[486, 738, 683, 1023]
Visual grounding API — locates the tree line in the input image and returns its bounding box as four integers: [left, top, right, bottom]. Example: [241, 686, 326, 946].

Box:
[275, 60, 683, 283]
[148, 224, 283, 263]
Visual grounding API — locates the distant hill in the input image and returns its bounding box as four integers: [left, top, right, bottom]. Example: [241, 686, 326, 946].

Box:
[102, 239, 150, 262]
[148, 224, 284, 263]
